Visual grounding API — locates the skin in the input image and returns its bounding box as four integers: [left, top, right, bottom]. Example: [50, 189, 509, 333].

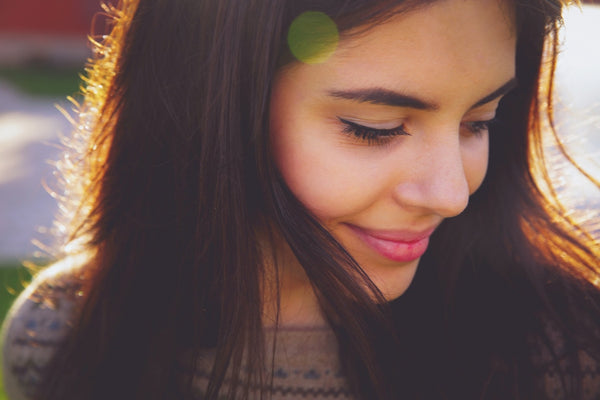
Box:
[268, 0, 516, 326]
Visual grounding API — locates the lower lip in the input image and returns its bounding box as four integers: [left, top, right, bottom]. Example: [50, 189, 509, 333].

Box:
[347, 225, 431, 263]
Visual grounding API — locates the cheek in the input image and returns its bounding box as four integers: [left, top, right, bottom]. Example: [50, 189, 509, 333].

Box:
[463, 134, 489, 194]
[271, 133, 375, 220]
[268, 68, 382, 222]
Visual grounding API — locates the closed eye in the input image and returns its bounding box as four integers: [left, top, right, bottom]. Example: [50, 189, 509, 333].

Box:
[338, 117, 411, 146]
[461, 118, 498, 137]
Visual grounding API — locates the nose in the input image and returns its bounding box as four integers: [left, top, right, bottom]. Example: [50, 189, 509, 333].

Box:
[392, 134, 471, 218]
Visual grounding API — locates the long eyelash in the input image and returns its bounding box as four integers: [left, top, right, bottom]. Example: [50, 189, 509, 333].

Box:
[464, 118, 498, 136]
[338, 117, 411, 145]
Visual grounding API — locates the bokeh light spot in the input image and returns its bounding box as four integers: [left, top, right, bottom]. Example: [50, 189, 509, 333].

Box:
[287, 11, 339, 64]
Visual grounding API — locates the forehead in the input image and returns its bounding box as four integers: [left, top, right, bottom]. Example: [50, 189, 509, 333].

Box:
[281, 0, 516, 111]
[337, 0, 515, 64]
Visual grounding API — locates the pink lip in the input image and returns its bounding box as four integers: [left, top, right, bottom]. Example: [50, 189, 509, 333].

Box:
[346, 224, 436, 263]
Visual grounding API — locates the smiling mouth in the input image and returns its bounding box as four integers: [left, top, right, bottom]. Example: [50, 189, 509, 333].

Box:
[345, 224, 436, 263]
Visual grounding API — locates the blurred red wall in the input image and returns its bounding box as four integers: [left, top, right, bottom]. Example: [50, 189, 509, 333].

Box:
[0, 0, 101, 35]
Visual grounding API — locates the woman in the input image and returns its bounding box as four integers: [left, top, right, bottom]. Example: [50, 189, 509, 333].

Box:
[3, 0, 600, 398]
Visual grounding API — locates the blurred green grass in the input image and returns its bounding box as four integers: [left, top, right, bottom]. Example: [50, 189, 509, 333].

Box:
[0, 65, 83, 98]
[0, 263, 32, 400]
[0, 264, 31, 324]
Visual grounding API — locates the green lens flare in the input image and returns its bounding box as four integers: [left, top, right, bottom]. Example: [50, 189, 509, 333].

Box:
[287, 11, 339, 64]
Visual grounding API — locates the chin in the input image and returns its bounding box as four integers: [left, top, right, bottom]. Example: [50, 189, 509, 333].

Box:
[367, 257, 421, 301]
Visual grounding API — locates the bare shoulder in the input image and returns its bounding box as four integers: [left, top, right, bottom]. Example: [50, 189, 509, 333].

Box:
[1, 253, 90, 400]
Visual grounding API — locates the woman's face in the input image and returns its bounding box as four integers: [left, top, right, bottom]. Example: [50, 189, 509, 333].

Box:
[270, 0, 516, 300]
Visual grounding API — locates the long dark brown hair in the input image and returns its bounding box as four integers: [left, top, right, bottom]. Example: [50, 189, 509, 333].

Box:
[38, 0, 599, 399]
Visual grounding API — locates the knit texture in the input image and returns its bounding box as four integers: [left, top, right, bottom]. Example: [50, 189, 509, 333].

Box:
[1, 259, 352, 400]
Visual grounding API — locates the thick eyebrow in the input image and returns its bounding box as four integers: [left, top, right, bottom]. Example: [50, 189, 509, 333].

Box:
[326, 77, 518, 110]
[328, 87, 439, 110]
[471, 78, 518, 108]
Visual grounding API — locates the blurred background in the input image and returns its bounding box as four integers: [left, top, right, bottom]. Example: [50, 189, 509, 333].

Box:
[0, 1, 105, 396]
[0, 0, 108, 264]
[0, 1, 598, 396]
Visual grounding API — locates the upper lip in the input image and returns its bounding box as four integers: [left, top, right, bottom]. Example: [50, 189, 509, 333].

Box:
[346, 223, 438, 243]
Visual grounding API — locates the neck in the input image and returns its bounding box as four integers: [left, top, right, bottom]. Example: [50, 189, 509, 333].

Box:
[260, 232, 329, 329]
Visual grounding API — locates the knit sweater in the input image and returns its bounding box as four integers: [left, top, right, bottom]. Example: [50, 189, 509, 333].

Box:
[1, 258, 352, 400]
